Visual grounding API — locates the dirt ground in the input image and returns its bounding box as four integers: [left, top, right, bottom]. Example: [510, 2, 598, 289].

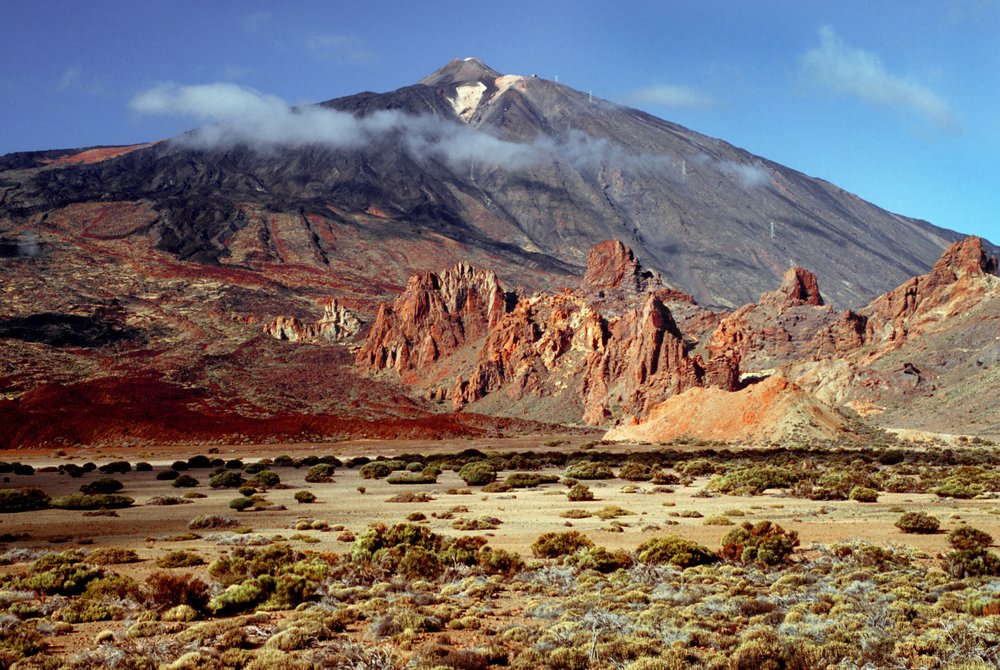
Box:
[2, 436, 998, 563]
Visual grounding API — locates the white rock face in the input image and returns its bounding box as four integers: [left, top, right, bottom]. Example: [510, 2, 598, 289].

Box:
[450, 82, 487, 122]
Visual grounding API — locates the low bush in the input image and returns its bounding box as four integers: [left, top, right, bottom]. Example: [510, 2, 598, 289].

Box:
[895, 511, 940, 534]
[565, 460, 615, 480]
[636, 536, 717, 568]
[156, 469, 180, 481]
[304, 463, 335, 483]
[459, 461, 498, 486]
[564, 545, 634, 573]
[386, 472, 438, 485]
[98, 461, 131, 475]
[618, 462, 655, 481]
[386, 491, 434, 503]
[504, 472, 560, 488]
[566, 483, 594, 501]
[530, 531, 594, 558]
[720, 521, 799, 566]
[209, 471, 245, 489]
[934, 477, 983, 499]
[230, 497, 254, 511]
[171, 474, 199, 488]
[250, 470, 280, 487]
[947, 526, 993, 552]
[50, 494, 134, 510]
[294, 491, 317, 504]
[452, 516, 502, 530]
[156, 551, 205, 568]
[87, 547, 140, 565]
[188, 515, 240, 530]
[0, 487, 50, 512]
[849, 486, 879, 503]
[710, 466, 796, 495]
[80, 477, 124, 495]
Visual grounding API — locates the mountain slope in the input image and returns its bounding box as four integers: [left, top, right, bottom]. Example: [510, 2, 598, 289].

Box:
[2, 58, 984, 309]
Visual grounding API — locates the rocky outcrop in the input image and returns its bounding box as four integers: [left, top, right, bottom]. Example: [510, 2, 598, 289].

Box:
[864, 237, 999, 347]
[264, 299, 363, 342]
[355, 263, 510, 375]
[706, 266, 860, 371]
[581, 240, 660, 296]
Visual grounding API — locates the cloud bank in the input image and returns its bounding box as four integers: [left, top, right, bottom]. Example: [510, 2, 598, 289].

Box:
[129, 82, 660, 174]
[800, 26, 955, 129]
[626, 84, 714, 110]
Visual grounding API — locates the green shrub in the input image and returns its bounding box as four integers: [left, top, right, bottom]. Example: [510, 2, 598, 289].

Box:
[209, 471, 245, 488]
[80, 477, 124, 495]
[849, 486, 879, 503]
[720, 521, 799, 566]
[251, 470, 280, 487]
[386, 472, 437, 485]
[305, 463, 335, 483]
[359, 462, 393, 479]
[156, 469, 180, 481]
[895, 511, 940, 534]
[504, 472, 559, 488]
[156, 551, 205, 568]
[565, 546, 634, 573]
[452, 515, 502, 530]
[530, 531, 594, 558]
[230, 497, 254, 511]
[24, 551, 102, 595]
[0, 487, 50, 512]
[943, 549, 1000, 578]
[171, 474, 199, 488]
[98, 461, 131, 475]
[618, 462, 655, 481]
[294, 491, 317, 504]
[948, 526, 994, 552]
[208, 577, 270, 615]
[566, 483, 594, 502]
[636, 536, 717, 568]
[675, 459, 716, 476]
[564, 460, 615, 480]
[710, 466, 796, 495]
[459, 461, 498, 486]
[49, 493, 134, 510]
[935, 477, 983, 499]
[87, 547, 140, 565]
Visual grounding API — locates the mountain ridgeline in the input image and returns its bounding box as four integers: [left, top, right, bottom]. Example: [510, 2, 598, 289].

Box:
[0, 58, 980, 308]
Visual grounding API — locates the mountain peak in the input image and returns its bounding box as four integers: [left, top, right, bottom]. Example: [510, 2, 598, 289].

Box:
[419, 58, 502, 88]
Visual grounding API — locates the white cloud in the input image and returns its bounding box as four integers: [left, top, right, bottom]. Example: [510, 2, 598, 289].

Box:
[127, 82, 670, 176]
[305, 34, 375, 64]
[626, 84, 714, 109]
[800, 26, 955, 129]
[56, 66, 81, 91]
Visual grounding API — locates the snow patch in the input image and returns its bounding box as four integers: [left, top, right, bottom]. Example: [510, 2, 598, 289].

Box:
[450, 82, 487, 122]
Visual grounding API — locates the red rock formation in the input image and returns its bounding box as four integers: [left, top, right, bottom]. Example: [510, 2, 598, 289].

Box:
[864, 237, 998, 346]
[772, 267, 824, 308]
[356, 263, 508, 375]
[264, 299, 362, 342]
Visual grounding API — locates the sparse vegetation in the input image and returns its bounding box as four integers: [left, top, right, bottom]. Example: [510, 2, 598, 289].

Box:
[895, 511, 941, 534]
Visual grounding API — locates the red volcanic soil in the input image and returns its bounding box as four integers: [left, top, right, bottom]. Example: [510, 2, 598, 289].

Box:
[45, 143, 158, 166]
[0, 374, 570, 450]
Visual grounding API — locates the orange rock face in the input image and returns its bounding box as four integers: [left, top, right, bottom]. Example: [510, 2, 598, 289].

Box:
[355, 263, 509, 375]
[264, 299, 363, 342]
[864, 237, 998, 347]
[360, 240, 740, 425]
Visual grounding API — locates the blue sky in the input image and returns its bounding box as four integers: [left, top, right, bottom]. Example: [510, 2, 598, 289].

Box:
[2, 0, 997, 242]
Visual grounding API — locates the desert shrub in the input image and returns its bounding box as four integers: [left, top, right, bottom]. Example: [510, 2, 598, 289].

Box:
[230, 497, 254, 511]
[386, 472, 437, 485]
[87, 547, 140, 565]
[224, 459, 244, 470]
[618, 462, 655, 481]
[481, 481, 512, 493]
[943, 549, 1000, 578]
[452, 515, 502, 531]
[11, 462, 34, 476]
[186, 455, 212, 469]
[565, 545, 634, 573]
[565, 460, 615, 480]
[134, 462, 152, 472]
[711, 466, 796, 495]
[675, 459, 716, 476]
[24, 551, 102, 595]
[530, 531, 594, 558]
[188, 514, 240, 530]
[703, 515, 735, 526]
[720, 521, 799, 566]
[849, 486, 879, 503]
[566, 483, 594, 501]
[359, 462, 393, 479]
[883, 476, 927, 493]
[948, 526, 994, 552]
[209, 471, 245, 488]
[478, 547, 525, 576]
[156, 469, 180, 481]
[560, 509, 592, 519]
[935, 477, 983, 499]
[504, 472, 559, 488]
[49, 493, 133, 510]
[208, 577, 270, 615]
[459, 461, 498, 486]
[636, 536, 717, 568]
[170, 460, 190, 471]
[594, 505, 635, 520]
[238, 485, 257, 497]
[80, 477, 123, 495]
[294, 491, 316, 504]
[251, 470, 280, 487]
[156, 551, 205, 568]
[877, 448, 906, 465]
[895, 511, 940, 534]
[98, 461, 131, 475]
[171, 474, 199, 488]
[0, 487, 50, 512]
[304, 464, 335, 483]
[386, 491, 434, 503]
